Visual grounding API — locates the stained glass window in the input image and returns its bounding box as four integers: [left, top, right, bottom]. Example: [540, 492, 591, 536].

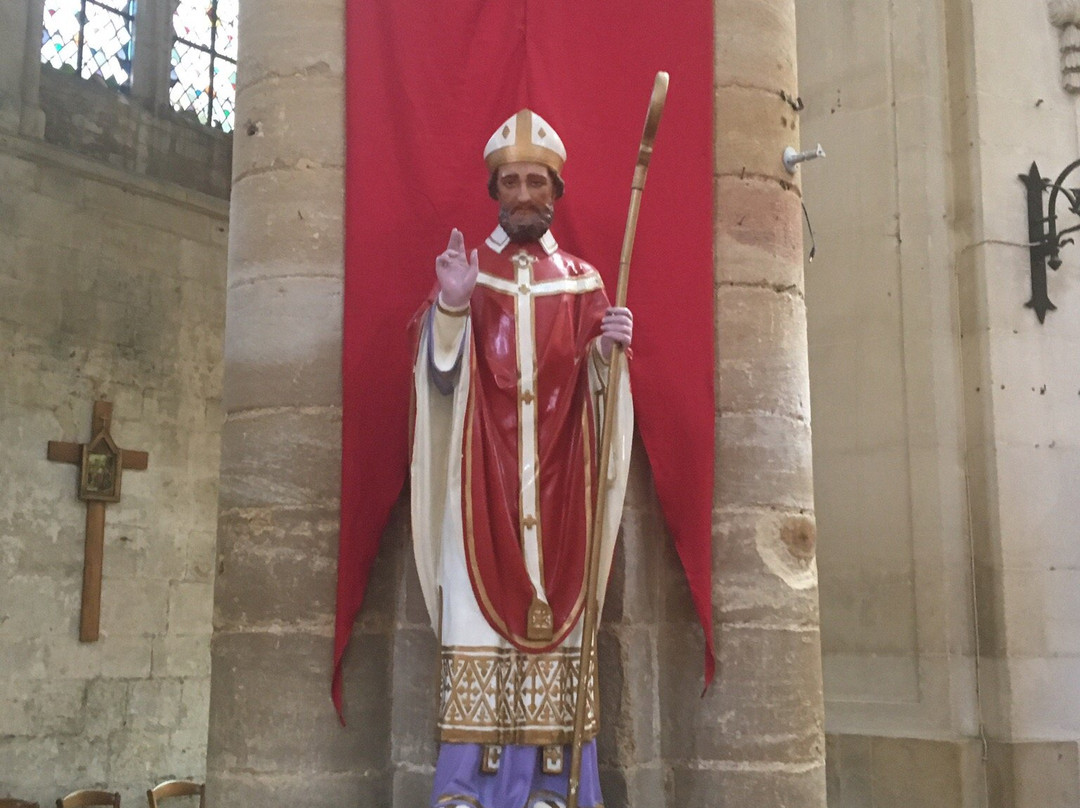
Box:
[171, 0, 238, 132]
[41, 0, 136, 91]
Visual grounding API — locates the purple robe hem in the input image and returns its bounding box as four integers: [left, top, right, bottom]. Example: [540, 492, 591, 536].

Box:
[432, 741, 602, 808]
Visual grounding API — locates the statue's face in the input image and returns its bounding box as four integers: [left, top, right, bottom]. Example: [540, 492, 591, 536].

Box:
[496, 161, 555, 242]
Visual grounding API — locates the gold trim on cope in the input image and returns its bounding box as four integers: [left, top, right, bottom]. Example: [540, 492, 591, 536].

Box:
[460, 249, 597, 651]
[437, 298, 470, 317]
[463, 290, 574, 650]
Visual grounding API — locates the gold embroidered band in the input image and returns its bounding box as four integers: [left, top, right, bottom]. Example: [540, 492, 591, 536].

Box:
[438, 645, 598, 745]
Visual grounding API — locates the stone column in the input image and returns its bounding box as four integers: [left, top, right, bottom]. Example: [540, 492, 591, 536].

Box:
[19, 0, 45, 137]
[204, 1, 395, 805]
[658, 0, 827, 804]
[130, 0, 172, 110]
[0, 0, 31, 133]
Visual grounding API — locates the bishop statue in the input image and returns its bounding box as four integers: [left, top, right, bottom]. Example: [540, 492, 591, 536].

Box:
[410, 109, 635, 808]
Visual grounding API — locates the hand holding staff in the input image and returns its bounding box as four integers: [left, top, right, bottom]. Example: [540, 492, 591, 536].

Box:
[567, 70, 669, 808]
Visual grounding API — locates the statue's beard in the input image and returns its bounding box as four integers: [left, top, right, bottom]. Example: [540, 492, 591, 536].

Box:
[499, 202, 555, 243]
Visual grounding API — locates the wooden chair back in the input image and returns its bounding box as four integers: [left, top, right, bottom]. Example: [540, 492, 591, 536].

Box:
[55, 791, 120, 808]
[145, 781, 204, 808]
[0, 799, 40, 808]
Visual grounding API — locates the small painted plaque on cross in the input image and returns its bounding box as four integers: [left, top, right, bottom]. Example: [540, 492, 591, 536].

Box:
[47, 399, 148, 642]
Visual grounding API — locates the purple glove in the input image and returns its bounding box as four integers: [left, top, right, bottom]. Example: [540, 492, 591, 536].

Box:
[435, 228, 478, 308]
[599, 307, 633, 360]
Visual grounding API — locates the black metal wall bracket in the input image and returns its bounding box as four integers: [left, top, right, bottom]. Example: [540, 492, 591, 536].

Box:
[1020, 159, 1080, 323]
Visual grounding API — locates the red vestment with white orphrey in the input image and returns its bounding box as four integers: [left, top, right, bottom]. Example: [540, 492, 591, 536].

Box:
[463, 236, 609, 649]
[410, 226, 633, 746]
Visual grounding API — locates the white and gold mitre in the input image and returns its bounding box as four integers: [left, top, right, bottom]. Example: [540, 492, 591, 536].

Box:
[483, 109, 566, 174]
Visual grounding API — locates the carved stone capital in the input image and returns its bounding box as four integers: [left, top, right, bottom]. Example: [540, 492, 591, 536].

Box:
[1050, 0, 1080, 28]
[1050, 0, 1080, 92]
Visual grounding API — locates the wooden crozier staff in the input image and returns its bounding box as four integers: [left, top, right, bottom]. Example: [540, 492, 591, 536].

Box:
[567, 70, 669, 808]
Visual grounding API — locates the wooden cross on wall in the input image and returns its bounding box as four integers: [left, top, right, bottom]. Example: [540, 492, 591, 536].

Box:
[47, 400, 148, 642]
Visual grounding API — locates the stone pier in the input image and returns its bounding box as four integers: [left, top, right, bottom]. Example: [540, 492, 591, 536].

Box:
[683, 0, 828, 803]
[204, 0, 394, 804]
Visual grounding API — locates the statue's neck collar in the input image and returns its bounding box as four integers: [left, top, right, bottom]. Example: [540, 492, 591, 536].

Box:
[485, 225, 558, 256]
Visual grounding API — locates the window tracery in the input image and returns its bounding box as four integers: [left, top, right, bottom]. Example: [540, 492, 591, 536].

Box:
[171, 0, 238, 132]
[39, 0, 239, 134]
[41, 0, 136, 90]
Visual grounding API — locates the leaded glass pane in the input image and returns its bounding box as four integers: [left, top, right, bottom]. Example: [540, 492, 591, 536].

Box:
[170, 40, 211, 124]
[212, 59, 236, 132]
[41, 0, 82, 72]
[81, 2, 133, 87]
[216, 0, 238, 60]
[41, 0, 133, 89]
[173, 0, 213, 49]
[171, 0, 238, 132]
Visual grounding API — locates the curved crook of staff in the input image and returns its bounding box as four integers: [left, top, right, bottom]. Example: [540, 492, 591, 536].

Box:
[567, 70, 669, 808]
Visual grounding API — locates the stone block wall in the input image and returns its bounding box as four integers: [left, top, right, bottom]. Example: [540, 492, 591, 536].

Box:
[826, 735, 985, 808]
[38, 67, 233, 198]
[799, 0, 1080, 803]
[0, 125, 228, 805]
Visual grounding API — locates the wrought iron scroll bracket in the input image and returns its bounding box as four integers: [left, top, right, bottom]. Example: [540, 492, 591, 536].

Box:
[1020, 158, 1080, 322]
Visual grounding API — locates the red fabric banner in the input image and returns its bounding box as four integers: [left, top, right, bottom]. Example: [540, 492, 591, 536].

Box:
[336, 0, 715, 717]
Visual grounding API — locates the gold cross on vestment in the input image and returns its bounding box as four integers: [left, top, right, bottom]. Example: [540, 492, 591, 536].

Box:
[47, 400, 148, 642]
[511, 249, 536, 277]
